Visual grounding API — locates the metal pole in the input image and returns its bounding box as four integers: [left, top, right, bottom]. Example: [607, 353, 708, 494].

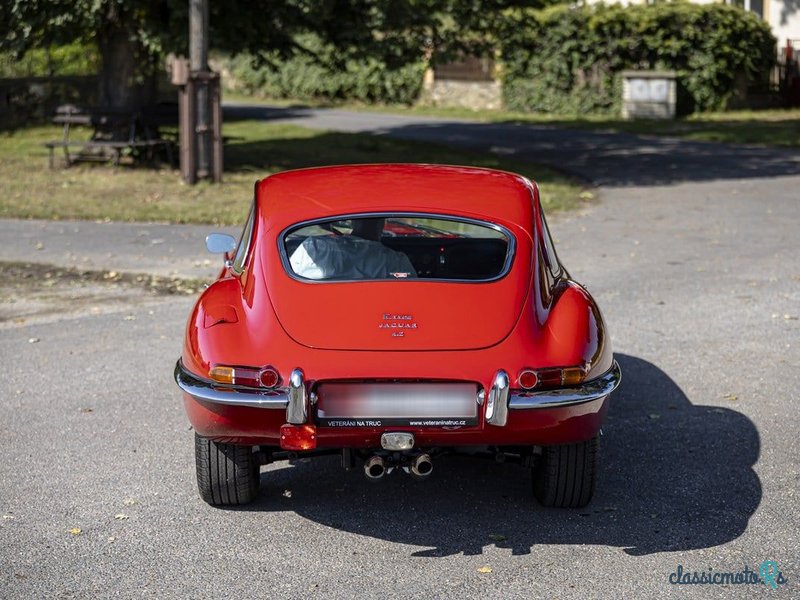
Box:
[189, 0, 210, 178]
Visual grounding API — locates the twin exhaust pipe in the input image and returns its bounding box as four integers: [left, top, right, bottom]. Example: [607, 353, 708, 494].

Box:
[364, 455, 388, 481]
[364, 453, 433, 481]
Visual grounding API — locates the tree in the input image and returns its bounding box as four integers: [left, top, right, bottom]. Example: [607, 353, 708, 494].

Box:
[1, 1, 548, 110]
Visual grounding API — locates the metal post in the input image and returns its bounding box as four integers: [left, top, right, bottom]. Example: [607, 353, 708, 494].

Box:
[178, 77, 197, 184]
[189, 0, 210, 178]
[210, 74, 223, 182]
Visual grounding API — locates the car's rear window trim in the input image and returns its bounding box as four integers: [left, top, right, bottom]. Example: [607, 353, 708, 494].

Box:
[277, 211, 517, 284]
[231, 201, 255, 275]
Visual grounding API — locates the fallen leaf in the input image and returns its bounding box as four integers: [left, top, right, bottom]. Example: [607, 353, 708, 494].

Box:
[477, 566, 493, 574]
[723, 393, 738, 401]
[79, 407, 93, 414]
[784, 314, 798, 321]
[68, 527, 82, 535]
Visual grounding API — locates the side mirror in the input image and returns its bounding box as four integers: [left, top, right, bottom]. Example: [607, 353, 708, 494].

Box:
[206, 233, 236, 254]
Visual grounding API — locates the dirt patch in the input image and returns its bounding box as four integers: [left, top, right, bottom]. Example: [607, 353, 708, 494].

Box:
[0, 261, 205, 326]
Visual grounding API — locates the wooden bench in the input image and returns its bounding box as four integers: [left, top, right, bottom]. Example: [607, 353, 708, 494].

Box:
[44, 105, 175, 168]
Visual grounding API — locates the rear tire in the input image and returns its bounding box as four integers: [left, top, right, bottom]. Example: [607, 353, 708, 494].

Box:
[195, 434, 260, 506]
[532, 436, 598, 508]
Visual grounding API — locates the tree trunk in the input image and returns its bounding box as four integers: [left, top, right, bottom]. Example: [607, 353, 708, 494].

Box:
[96, 22, 158, 110]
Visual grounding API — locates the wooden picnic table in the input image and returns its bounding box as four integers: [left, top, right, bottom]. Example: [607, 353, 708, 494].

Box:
[45, 104, 176, 168]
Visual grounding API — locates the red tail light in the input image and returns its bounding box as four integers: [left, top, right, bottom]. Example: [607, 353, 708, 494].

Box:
[280, 424, 317, 450]
[259, 367, 281, 388]
[518, 369, 539, 389]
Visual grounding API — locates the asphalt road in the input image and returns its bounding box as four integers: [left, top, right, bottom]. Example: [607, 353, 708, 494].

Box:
[1, 109, 799, 598]
[226, 103, 800, 186]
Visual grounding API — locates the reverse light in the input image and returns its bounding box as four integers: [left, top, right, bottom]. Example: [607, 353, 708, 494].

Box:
[209, 364, 282, 388]
[535, 368, 564, 388]
[280, 424, 317, 450]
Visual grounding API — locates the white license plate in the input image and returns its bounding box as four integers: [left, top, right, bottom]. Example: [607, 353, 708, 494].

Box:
[316, 382, 478, 427]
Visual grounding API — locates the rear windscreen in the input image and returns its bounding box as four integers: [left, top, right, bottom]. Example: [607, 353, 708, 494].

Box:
[282, 214, 513, 282]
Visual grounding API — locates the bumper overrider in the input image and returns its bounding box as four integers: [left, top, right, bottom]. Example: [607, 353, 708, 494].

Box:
[174, 360, 622, 428]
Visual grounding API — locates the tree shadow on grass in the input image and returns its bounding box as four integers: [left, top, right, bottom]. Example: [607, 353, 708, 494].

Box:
[232, 353, 761, 557]
[223, 131, 579, 191]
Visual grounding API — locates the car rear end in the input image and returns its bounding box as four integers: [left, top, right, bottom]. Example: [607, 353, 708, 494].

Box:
[176, 165, 620, 508]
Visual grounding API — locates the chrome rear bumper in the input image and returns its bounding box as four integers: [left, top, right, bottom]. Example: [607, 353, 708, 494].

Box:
[176, 359, 621, 425]
[508, 360, 621, 409]
[175, 360, 289, 409]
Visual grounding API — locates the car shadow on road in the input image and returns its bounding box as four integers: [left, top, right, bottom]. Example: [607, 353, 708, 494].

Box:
[237, 353, 761, 557]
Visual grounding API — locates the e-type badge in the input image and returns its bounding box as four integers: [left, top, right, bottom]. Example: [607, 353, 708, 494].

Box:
[379, 313, 418, 337]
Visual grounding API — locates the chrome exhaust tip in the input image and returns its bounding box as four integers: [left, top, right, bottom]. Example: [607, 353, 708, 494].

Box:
[364, 455, 386, 482]
[410, 453, 433, 480]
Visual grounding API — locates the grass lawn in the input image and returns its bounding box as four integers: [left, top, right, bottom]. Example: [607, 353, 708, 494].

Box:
[227, 93, 800, 148]
[0, 121, 587, 226]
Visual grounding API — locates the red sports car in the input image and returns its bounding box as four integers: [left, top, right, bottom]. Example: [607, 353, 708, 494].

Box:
[175, 164, 620, 508]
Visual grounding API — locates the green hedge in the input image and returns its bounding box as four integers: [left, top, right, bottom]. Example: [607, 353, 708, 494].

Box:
[501, 3, 776, 114]
[226, 36, 426, 105]
[0, 42, 99, 78]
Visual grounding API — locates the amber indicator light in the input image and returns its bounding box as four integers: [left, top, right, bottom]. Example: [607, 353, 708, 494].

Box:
[208, 365, 235, 384]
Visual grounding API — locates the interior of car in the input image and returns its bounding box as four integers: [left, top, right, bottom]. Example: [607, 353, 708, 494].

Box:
[283, 216, 512, 281]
